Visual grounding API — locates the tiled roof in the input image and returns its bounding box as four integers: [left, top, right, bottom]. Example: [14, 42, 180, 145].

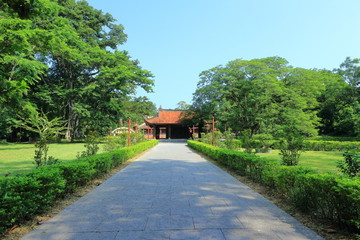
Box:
[144, 109, 185, 124]
[138, 123, 152, 129]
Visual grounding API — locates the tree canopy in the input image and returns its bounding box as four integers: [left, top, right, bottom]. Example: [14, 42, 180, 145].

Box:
[1, 1, 359, 140]
[0, 0, 155, 140]
[191, 56, 357, 137]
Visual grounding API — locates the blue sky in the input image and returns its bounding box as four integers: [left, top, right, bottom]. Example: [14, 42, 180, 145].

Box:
[87, 0, 360, 109]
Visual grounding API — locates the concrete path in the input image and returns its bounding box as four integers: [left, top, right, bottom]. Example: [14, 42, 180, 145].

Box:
[22, 143, 323, 240]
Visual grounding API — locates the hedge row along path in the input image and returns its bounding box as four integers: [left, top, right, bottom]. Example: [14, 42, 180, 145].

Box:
[21, 143, 323, 240]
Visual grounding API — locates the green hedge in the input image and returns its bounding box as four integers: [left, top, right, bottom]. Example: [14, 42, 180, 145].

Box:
[230, 139, 360, 152]
[309, 136, 360, 142]
[302, 140, 360, 152]
[0, 140, 158, 233]
[187, 140, 360, 233]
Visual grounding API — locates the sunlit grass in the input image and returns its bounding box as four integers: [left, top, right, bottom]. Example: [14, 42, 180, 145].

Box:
[256, 149, 344, 173]
[0, 143, 104, 176]
[1, 142, 348, 176]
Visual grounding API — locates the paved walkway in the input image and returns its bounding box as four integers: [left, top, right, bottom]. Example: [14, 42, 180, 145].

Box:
[22, 143, 323, 240]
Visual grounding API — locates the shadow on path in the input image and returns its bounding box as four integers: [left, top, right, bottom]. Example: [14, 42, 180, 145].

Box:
[21, 143, 323, 240]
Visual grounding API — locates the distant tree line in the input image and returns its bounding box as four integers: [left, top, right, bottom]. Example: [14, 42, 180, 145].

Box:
[0, 0, 156, 141]
[191, 56, 360, 138]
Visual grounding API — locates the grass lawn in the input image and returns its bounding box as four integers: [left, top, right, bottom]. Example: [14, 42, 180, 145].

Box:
[256, 150, 344, 173]
[0, 143, 104, 177]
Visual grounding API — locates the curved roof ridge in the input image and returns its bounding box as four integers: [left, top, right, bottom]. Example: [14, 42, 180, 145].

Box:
[144, 109, 185, 124]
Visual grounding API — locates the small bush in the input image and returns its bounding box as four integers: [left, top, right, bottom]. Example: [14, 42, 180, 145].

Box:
[223, 129, 237, 150]
[279, 135, 304, 166]
[77, 131, 99, 158]
[103, 136, 126, 152]
[200, 131, 223, 147]
[338, 152, 360, 177]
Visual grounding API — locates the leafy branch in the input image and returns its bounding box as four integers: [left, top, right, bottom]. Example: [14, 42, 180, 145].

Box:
[17, 112, 67, 167]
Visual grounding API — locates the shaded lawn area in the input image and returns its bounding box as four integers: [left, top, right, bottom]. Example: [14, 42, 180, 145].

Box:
[0, 143, 104, 177]
[256, 150, 344, 173]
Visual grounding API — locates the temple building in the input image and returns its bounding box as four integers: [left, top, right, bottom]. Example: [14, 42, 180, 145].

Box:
[143, 108, 193, 139]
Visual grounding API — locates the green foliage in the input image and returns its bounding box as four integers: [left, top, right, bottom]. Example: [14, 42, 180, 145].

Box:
[188, 140, 278, 181]
[121, 97, 157, 123]
[309, 136, 360, 141]
[240, 129, 255, 154]
[0, 143, 99, 177]
[103, 132, 147, 152]
[0, 0, 155, 141]
[0, 140, 158, 233]
[77, 131, 99, 158]
[253, 134, 273, 153]
[279, 134, 304, 166]
[191, 57, 341, 137]
[103, 136, 127, 152]
[293, 174, 360, 231]
[175, 101, 190, 110]
[317, 57, 360, 136]
[303, 140, 360, 152]
[188, 140, 360, 233]
[232, 137, 360, 152]
[199, 131, 223, 147]
[17, 112, 66, 167]
[33, 141, 49, 167]
[53, 161, 94, 193]
[0, 167, 65, 233]
[130, 132, 147, 145]
[223, 128, 237, 150]
[191, 56, 360, 140]
[338, 152, 360, 177]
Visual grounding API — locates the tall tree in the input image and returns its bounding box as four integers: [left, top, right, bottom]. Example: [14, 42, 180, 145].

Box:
[121, 96, 157, 124]
[191, 65, 228, 128]
[0, 0, 55, 138]
[192, 57, 342, 137]
[221, 57, 287, 136]
[175, 101, 190, 110]
[0, 0, 155, 140]
[318, 57, 360, 136]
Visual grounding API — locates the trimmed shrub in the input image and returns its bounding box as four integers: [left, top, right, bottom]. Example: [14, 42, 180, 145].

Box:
[303, 140, 360, 152]
[0, 167, 65, 232]
[333, 178, 360, 230]
[233, 138, 360, 152]
[291, 174, 360, 231]
[0, 140, 158, 234]
[187, 140, 360, 233]
[53, 161, 95, 193]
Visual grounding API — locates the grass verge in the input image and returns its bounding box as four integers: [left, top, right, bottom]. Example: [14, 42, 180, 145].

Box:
[0, 147, 149, 240]
[0, 143, 104, 176]
[256, 150, 343, 173]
